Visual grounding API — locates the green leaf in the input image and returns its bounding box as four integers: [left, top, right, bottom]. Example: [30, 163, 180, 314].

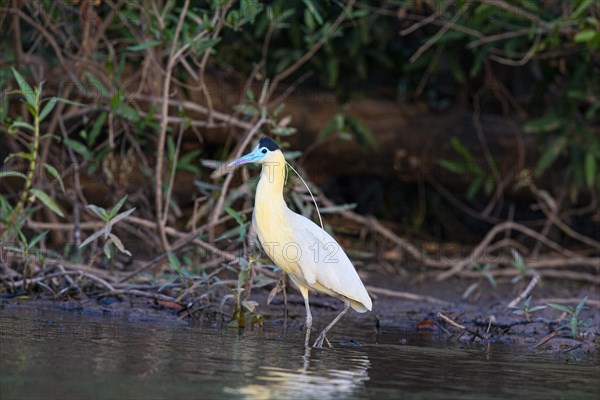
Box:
[282, 150, 302, 160]
[346, 116, 377, 149]
[9, 121, 35, 132]
[584, 152, 596, 187]
[548, 303, 573, 314]
[63, 139, 93, 161]
[176, 150, 201, 174]
[535, 136, 568, 176]
[167, 135, 175, 163]
[112, 102, 141, 123]
[12, 68, 36, 106]
[167, 251, 182, 272]
[225, 206, 245, 226]
[103, 241, 113, 259]
[466, 176, 483, 199]
[127, 40, 162, 52]
[103, 223, 112, 241]
[575, 295, 589, 316]
[177, 150, 200, 166]
[436, 159, 468, 175]
[0, 171, 28, 180]
[30, 188, 64, 218]
[239, 0, 262, 24]
[318, 114, 342, 140]
[304, 8, 316, 31]
[451, 138, 476, 164]
[25, 103, 37, 117]
[574, 29, 598, 43]
[190, 37, 221, 57]
[43, 163, 65, 193]
[470, 49, 488, 77]
[573, 0, 595, 19]
[215, 224, 248, 242]
[326, 58, 339, 87]
[5, 152, 34, 162]
[233, 104, 259, 117]
[570, 315, 578, 339]
[108, 195, 128, 219]
[272, 126, 297, 136]
[39, 133, 60, 142]
[512, 248, 527, 272]
[483, 176, 495, 196]
[53, 97, 84, 107]
[111, 90, 122, 108]
[303, 0, 323, 25]
[482, 269, 497, 288]
[524, 114, 562, 133]
[27, 230, 49, 249]
[79, 228, 104, 249]
[86, 204, 109, 220]
[109, 207, 135, 226]
[86, 72, 109, 97]
[529, 305, 547, 312]
[39, 98, 57, 121]
[108, 233, 131, 256]
[194, 180, 221, 191]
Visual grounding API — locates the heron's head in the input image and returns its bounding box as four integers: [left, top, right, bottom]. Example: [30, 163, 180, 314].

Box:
[228, 136, 281, 167]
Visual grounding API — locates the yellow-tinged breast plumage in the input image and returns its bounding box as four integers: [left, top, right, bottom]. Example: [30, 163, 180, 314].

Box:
[252, 150, 372, 313]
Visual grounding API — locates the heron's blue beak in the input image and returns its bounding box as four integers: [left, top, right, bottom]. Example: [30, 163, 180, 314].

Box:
[227, 149, 265, 167]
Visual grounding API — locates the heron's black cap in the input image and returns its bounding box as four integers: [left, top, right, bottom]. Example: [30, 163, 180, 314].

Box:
[259, 136, 279, 151]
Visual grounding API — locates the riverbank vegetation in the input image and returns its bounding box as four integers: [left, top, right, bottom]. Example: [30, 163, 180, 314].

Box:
[1, 1, 598, 346]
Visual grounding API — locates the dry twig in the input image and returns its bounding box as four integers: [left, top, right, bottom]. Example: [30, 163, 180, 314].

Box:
[507, 273, 541, 308]
[155, 0, 191, 250]
[366, 286, 451, 306]
[208, 117, 268, 240]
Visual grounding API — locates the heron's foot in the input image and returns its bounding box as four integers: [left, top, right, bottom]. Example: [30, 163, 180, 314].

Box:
[312, 333, 333, 349]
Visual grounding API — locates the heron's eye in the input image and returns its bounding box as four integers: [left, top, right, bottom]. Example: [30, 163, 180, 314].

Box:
[261, 149, 267, 154]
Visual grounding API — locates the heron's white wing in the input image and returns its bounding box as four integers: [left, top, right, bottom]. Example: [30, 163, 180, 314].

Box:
[288, 211, 372, 311]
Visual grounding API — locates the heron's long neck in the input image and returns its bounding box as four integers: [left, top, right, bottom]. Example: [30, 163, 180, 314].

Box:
[255, 151, 288, 211]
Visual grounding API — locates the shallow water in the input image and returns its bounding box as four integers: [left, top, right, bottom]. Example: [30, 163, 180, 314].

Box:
[1, 305, 598, 400]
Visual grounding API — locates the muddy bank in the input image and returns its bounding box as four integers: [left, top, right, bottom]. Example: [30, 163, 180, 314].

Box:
[2, 275, 598, 362]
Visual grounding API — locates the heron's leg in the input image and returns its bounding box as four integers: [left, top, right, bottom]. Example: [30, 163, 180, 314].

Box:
[281, 273, 288, 334]
[313, 301, 350, 348]
[300, 287, 312, 347]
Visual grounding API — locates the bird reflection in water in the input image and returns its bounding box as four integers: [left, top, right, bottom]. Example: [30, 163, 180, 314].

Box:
[225, 346, 371, 399]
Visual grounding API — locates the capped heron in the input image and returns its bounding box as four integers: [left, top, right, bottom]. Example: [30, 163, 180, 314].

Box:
[228, 137, 372, 348]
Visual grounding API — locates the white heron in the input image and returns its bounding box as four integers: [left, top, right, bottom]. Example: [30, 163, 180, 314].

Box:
[228, 136, 372, 348]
